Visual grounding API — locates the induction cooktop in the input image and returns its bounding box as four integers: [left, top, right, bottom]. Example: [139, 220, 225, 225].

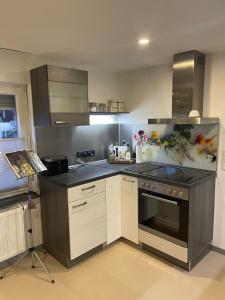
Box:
[144, 166, 211, 184]
[125, 162, 162, 174]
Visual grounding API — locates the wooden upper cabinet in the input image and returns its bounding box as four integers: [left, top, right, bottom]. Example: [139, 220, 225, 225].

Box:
[30, 65, 89, 127]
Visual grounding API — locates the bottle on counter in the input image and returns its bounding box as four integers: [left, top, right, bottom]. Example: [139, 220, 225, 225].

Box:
[125, 144, 131, 160]
[108, 144, 115, 160]
[115, 142, 118, 157]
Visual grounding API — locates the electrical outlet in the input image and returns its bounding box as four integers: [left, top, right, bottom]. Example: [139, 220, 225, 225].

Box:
[77, 150, 95, 159]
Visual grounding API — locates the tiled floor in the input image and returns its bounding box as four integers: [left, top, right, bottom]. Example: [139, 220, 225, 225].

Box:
[0, 241, 225, 300]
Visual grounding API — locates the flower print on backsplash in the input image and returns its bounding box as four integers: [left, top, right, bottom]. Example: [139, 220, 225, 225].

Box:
[148, 131, 161, 146]
[195, 133, 217, 162]
[160, 125, 195, 165]
[133, 125, 218, 167]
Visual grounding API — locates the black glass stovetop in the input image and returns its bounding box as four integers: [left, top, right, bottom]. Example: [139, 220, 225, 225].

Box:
[144, 166, 210, 184]
[125, 162, 162, 174]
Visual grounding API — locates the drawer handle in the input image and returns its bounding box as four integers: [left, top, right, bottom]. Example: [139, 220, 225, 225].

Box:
[72, 201, 87, 209]
[123, 178, 135, 183]
[81, 185, 95, 191]
[55, 121, 69, 125]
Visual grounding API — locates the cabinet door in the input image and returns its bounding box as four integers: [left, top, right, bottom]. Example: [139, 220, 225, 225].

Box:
[69, 192, 106, 260]
[106, 175, 122, 245]
[121, 176, 138, 244]
[48, 81, 88, 113]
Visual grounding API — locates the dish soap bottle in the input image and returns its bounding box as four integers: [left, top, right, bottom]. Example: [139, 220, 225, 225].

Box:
[125, 144, 131, 160]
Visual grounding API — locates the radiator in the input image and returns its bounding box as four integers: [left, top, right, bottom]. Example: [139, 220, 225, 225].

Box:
[0, 206, 26, 263]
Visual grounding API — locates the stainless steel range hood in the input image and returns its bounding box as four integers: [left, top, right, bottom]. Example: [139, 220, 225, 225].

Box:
[148, 51, 219, 125]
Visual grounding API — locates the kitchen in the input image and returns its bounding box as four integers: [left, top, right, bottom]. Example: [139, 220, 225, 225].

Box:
[0, 1, 225, 300]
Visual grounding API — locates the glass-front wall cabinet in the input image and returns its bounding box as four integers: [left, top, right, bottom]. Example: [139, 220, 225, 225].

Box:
[30, 65, 89, 127]
[48, 81, 88, 113]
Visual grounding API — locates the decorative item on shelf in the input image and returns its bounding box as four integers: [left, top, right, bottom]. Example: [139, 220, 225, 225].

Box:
[107, 100, 118, 112]
[89, 102, 107, 113]
[106, 100, 126, 113]
[89, 102, 97, 112]
[96, 102, 107, 112]
[117, 101, 125, 112]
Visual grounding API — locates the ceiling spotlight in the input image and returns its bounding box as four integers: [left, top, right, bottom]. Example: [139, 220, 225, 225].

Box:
[138, 38, 150, 45]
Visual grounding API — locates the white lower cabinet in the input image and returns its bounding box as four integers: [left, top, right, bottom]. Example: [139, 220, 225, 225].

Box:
[121, 176, 139, 244]
[69, 191, 107, 260]
[68, 174, 139, 261]
[106, 175, 122, 244]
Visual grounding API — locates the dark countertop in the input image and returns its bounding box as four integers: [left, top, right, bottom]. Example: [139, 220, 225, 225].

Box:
[39, 161, 216, 189]
[39, 164, 121, 188]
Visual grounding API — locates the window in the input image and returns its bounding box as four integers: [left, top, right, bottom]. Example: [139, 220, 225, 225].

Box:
[0, 84, 30, 199]
[0, 95, 18, 138]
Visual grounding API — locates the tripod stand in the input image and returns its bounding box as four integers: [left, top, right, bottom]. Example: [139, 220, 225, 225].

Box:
[0, 201, 55, 283]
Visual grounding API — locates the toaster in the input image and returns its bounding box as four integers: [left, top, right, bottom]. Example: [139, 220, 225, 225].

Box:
[41, 155, 68, 176]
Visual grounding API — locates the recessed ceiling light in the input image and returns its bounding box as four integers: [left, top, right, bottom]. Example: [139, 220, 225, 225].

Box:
[138, 38, 150, 45]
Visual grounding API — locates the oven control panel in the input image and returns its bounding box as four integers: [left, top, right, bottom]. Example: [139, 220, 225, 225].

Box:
[138, 179, 188, 201]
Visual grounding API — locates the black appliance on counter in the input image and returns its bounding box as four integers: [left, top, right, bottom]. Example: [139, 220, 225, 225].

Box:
[41, 155, 68, 176]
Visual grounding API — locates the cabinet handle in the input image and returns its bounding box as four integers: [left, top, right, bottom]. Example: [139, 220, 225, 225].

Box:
[142, 193, 178, 206]
[72, 201, 87, 209]
[81, 185, 95, 191]
[55, 121, 69, 125]
[123, 178, 135, 183]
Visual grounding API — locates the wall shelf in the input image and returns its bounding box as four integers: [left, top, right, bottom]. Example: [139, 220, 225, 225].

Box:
[89, 112, 129, 115]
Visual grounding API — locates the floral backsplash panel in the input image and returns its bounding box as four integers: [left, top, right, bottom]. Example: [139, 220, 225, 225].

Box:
[132, 124, 219, 171]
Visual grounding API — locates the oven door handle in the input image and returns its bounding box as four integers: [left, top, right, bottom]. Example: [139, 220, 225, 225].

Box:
[142, 193, 178, 206]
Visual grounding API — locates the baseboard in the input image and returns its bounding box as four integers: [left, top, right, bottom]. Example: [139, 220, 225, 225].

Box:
[211, 245, 225, 255]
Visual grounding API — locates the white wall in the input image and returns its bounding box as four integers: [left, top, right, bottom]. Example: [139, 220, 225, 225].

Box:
[204, 52, 225, 250]
[118, 51, 225, 250]
[0, 49, 120, 102]
[118, 64, 172, 123]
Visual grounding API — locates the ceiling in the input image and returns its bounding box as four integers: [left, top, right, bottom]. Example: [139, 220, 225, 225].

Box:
[1, 0, 225, 71]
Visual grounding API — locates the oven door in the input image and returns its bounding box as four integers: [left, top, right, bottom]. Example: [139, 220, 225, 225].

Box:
[138, 189, 188, 246]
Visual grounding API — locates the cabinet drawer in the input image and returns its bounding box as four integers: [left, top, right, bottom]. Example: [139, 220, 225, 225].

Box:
[68, 179, 106, 202]
[69, 192, 106, 259]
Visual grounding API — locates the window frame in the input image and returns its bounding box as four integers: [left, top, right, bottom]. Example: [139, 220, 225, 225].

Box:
[0, 83, 30, 142]
[0, 83, 31, 199]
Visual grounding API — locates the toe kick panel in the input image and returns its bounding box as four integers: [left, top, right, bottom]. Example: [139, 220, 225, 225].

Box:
[139, 229, 188, 263]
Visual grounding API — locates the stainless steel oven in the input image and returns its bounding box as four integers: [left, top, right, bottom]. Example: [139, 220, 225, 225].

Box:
[138, 179, 189, 247]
